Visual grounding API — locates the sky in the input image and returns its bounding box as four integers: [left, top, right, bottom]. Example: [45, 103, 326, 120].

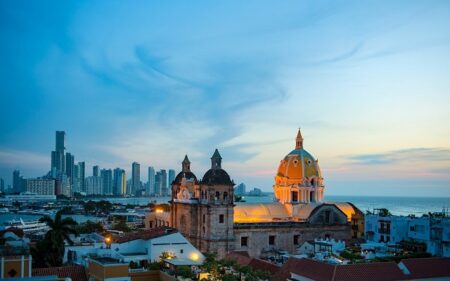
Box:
[0, 1, 450, 197]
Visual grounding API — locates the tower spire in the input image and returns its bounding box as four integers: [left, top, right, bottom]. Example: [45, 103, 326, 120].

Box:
[211, 149, 222, 169]
[182, 155, 191, 172]
[296, 128, 303, 149]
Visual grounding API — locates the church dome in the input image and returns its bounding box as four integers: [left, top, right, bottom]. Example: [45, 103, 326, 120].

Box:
[201, 168, 233, 185]
[201, 149, 234, 185]
[275, 129, 322, 185]
[173, 171, 198, 184]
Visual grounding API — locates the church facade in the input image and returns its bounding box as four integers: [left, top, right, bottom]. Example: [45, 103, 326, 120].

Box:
[146, 130, 364, 258]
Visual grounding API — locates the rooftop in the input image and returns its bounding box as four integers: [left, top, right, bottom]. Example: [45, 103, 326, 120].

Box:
[32, 265, 88, 281]
[113, 227, 177, 244]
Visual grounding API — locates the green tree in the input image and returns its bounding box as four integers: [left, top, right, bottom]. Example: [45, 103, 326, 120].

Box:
[33, 210, 78, 267]
[112, 221, 131, 232]
[76, 220, 105, 234]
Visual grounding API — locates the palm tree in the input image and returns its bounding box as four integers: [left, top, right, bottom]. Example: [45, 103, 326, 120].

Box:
[36, 209, 78, 267]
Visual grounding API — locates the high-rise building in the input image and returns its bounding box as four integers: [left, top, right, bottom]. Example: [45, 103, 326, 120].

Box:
[147, 167, 155, 195]
[154, 171, 162, 196]
[78, 161, 85, 192]
[13, 170, 24, 193]
[65, 152, 75, 183]
[93, 165, 99, 177]
[101, 169, 113, 195]
[85, 176, 102, 195]
[0, 178, 5, 192]
[160, 169, 168, 196]
[113, 168, 126, 196]
[26, 178, 55, 195]
[168, 169, 175, 187]
[235, 183, 246, 196]
[51, 131, 66, 174]
[131, 162, 140, 195]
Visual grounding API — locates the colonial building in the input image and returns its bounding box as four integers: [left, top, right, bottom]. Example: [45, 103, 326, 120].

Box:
[147, 130, 364, 258]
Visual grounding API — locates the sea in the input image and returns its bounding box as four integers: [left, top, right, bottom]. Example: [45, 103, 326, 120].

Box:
[0, 194, 448, 225]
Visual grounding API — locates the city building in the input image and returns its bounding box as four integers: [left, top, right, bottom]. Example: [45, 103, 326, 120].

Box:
[113, 168, 126, 196]
[235, 183, 246, 196]
[155, 171, 162, 196]
[26, 178, 55, 195]
[160, 169, 167, 196]
[51, 131, 66, 175]
[85, 176, 102, 195]
[65, 228, 204, 268]
[0, 177, 4, 192]
[148, 130, 364, 258]
[65, 152, 75, 184]
[168, 169, 175, 192]
[365, 211, 450, 257]
[131, 162, 140, 195]
[100, 169, 112, 195]
[93, 165, 99, 177]
[13, 170, 24, 193]
[147, 166, 155, 195]
[78, 161, 86, 192]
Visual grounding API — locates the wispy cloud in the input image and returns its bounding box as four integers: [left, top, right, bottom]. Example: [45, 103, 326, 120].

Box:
[347, 148, 450, 165]
[0, 149, 49, 167]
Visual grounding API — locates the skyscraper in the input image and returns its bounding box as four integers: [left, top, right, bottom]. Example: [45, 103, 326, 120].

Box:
[113, 168, 126, 196]
[160, 169, 167, 196]
[51, 131, 66, 174]
[101, 168, 113, 195]
[235, 183, 246, 196]
[78, 161, 85, 192]
[168, 169, 175, 187]
[131, 162, 140, 194]
[155, 171, 162, 196]
[147, 166, 155, 195]
[93, 165, 99, 177]
[13, 170, 24, 193]
[65, 152, 74, 183]
[0, 177, 4, 192]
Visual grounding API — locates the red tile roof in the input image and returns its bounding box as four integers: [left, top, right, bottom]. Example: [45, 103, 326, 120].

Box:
[270, 258, 405, 281]
[226, 251, 280, 275]
[334, 262, 404, 281]
[270, 258, 335, 281]
[400, 257, 450, 279]
[113, 227, 177, 243]
[32, 265, 88, 281]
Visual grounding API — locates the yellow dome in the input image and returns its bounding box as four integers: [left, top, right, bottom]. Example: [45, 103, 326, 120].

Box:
[274, 129, 322, 186]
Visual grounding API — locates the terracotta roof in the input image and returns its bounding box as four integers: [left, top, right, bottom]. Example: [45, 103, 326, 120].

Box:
[333, 262, 404, 281]
[226, 251, 280, 275]
[400, 257, 450, 279]
[32, 265, 87, 281]
[248, 258, 280, 274]
[270, 258, 335, 281]
[270, 258, 404, 281]
[114, 227, 177, 243]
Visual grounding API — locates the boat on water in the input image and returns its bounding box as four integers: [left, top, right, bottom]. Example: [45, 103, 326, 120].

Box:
[4, 218, 49, 234]
[0, 207, 9, 213]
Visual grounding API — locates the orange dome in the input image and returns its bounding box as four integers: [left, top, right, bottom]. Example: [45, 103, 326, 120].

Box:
[275, 148, 321, 184]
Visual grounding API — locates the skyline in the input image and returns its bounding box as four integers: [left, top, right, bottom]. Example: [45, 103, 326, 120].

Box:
[1, 1, 450, 196]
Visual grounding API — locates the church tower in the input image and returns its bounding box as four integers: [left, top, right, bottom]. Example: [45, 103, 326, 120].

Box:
[171, 150, 235, 258]
[198, 149, 235, 258]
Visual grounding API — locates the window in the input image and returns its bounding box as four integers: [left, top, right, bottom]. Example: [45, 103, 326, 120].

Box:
[215, 191, 220, 200]
[180, 249, 184, 254]
[219, 214, 224, 223]
[241, 236, 248, 247]
[293, 235, 299, 245]
[269, 235, 276, 245]
[223, 192, 228, 201]
[203, 214, 206, 223]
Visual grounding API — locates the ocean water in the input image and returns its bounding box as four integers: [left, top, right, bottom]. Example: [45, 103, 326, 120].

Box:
[1, 195, 448, 225]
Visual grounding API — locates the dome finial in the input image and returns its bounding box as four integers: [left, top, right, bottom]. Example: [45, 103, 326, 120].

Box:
[296, 128, 304, 149]
[182, 155, 191, 172]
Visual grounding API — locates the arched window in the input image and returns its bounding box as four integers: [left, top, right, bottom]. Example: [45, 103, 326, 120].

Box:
[215, 191, 220, 200]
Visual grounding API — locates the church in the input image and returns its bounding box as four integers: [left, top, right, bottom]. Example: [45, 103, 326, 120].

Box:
[146, 130, 364, 258]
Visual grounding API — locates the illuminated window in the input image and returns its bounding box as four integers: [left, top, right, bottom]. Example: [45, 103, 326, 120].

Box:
[219, 214, 224, 223]
[241, 236, 248, 247]
[293, 235, 299, 245]
[269, 235, 276, 245]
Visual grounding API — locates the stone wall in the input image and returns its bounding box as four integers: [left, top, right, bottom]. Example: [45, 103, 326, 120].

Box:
[234, 223, 351, 257]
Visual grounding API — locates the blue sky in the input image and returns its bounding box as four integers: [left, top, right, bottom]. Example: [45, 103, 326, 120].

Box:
[1, 1, 450, 197]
